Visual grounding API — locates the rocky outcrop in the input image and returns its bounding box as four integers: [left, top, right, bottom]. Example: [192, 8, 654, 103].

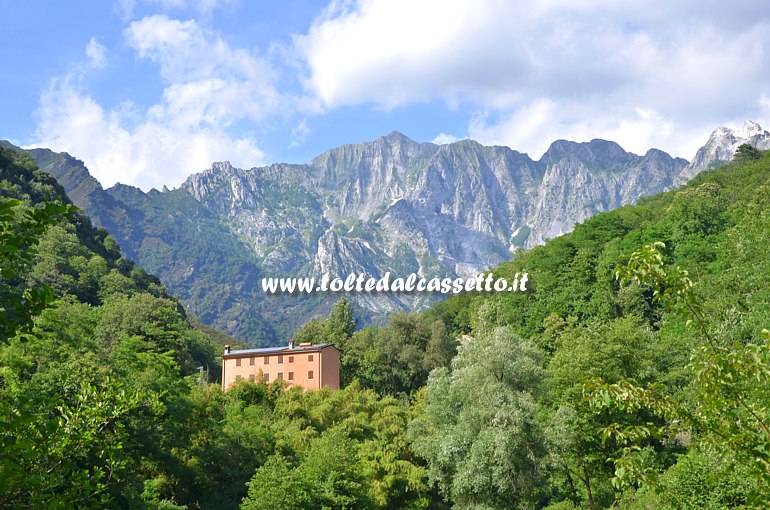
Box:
[675, 120, 770, 185]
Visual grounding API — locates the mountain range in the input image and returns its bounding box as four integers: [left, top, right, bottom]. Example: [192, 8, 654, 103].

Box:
[4, 121, 769, 345]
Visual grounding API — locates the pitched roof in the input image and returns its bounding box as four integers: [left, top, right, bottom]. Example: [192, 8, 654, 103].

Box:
[222, 343, 338, 358]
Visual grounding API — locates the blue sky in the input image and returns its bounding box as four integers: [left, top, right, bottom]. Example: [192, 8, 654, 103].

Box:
[2, 0, 770, 191]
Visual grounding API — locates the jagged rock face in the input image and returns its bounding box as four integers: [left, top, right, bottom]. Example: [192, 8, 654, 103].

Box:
[519, 141, 687, 246]
[172, 133, 687, 336]
[181, 134, 686, 281]
[19, 132, 691, 344]
[675, 120, 770, 185]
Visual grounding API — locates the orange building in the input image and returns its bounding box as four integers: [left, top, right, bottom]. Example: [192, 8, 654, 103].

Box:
[221, 341, 340, 392]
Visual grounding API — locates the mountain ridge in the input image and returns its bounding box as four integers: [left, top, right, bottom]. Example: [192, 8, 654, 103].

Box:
[7, 123, 765, 344]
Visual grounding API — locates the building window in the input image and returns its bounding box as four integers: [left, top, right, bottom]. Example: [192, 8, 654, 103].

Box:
[278, 355, 283, 364]
[308, 354, 314, 362]
[249, 374, 255, 381]
[263, 373, 269, 383]
[308, 370, 314, 379]
[250, 357, 255, 366]
[264, 357, 269, 365]
[236, 358, 241, 367]
[288, 372, 294, 381]
[288, 356, 294, 363]
[277, 372, 284, 380]
[236, 375, 242, 381]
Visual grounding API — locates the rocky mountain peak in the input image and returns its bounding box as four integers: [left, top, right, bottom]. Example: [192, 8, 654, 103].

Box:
[675, 120, 770, 185]
[207, 161, 236, 175]
[540, 138, 633, 171]
[737, 120, 767, 139]
[380, 130, 417, 145]
[541, 139, 579, 163]
[183, 161, 248, 203]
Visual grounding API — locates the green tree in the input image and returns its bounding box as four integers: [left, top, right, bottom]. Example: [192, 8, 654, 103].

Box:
[294, 297, 357, 346]
[589, 242, 770, 506]
[624, 447, 755, 509]
[94, 293, 198, 372]
[241, 381, 430, 509]
[0, 375, 153, 509]
[241, 454, 314, 510]
[0, 193, 158, 508]
[241, 428, 371, 510]
[423, 320, 455, 371]
[327, 297, 357, 339]
[733, 143, 761, 163]
[410, 326, 546, 509]
[544, 317, 658, 508]
[25, 224, 94, 301]
[0, 198, 73, 340]
[332, 311, 436, 395]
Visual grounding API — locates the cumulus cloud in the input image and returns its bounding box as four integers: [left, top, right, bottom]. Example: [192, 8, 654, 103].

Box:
[468, 102, 699, 160]
[32, 15, 279, 190]
[295, 0, 770, 158]
[124, 15, 281, 121]
[35, 76, 264, 191]
[29, 1, 770, 188]
[431, 133, 461, 145]
[85, 37, 108, 69]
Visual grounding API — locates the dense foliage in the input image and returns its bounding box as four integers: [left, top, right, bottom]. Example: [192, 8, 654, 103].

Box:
[3, 146, 770, 508]
[0, 148, 438, 509]
[329, 149, 770, 507]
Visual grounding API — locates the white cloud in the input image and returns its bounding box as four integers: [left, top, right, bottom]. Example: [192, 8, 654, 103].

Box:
[85, 38, 108, 69]
[295, 0, 533, 109]
[32, 15, 280, 190]
[30, 0, 770, 187]
[34, 76, 264, 191]
[431, 133, 460, 145]
[469, 99, 557, 158]
[468, 101, 706, 160]
[295, 0, 770, 159]
[124, 15, 281, 122]
[289, 118, 310, 148]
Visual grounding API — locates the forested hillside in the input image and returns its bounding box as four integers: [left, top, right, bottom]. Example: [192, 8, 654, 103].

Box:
[300, 144, 770, 508]
[3, 145, 770, 509]
[0, 147, 438, 509]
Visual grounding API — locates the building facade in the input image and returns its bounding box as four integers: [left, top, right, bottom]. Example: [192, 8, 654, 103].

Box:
[221, 341, 340, 392]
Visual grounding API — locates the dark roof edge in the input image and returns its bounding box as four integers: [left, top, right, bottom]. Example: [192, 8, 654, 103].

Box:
[223, 344, 339, 358]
